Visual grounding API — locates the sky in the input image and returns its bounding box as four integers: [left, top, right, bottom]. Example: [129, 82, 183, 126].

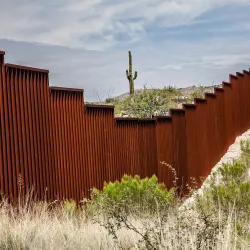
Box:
[0, 1, 250, 101]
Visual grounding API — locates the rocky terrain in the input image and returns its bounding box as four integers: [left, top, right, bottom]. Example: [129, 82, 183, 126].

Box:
[113, 85, 220, 102]
[89, 84, 221, 118]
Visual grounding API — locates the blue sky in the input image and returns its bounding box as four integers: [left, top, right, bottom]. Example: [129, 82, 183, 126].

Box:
[0, 0, 250, 101]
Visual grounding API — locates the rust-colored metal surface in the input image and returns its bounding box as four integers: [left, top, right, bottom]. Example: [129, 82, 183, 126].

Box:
[0, 50, 250, 202]
[170, 109, 187, 188]
[183, 104, 198, 185]
[114, 119, 140, 179]
[0, 53, 5, 194]
[205, 93, 218, 169]
[230, 74, 241, 136]
[138, 119, 158, 178]
[192, 98, 209, 180]
[50, 87, 85, 200]
[0, 63, 52, 201]
[155, 116, 173, 188]
[222, 81, 234, 147]
[236, 72, 247, 133]
[214, 88, 227, 157]
[84, 105, 115, 193]
[243, 71, 250, 130]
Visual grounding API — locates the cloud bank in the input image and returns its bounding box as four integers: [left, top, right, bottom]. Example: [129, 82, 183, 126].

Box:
[0, 1, 250, 100]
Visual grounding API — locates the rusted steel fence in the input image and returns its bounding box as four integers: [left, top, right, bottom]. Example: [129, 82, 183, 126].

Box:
[0, 50, 250, 201]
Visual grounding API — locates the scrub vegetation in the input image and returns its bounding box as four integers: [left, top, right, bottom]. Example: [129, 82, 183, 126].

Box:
[104, 84, 212, 118]
[0, 139, 250, 249]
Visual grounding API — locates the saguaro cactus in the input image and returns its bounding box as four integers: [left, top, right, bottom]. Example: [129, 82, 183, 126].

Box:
[126, 51, 137, 94]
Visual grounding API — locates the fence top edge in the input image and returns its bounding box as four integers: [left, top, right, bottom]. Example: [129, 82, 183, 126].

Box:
[5, 63, 49, 73]
[50, 86, 84, 93]
[85, 104, 114, 109]
[222, 81, 231, 86]
[115, 117, 139, 121]
[229, 74, 238, 80]
[0, 51, 5, 55]
[115, 117, 157, 122]
[154, 116, 172, 120]
[183, 103, 196, 109]
[194, 98, 207, 103]
[170, 108, 185, 115]
[214, 87, 224, 92]
[139, 118, 157, 122]
[236, 72, 244, 77]
[243, 70, 250, 75]
[205, 92, 216, 98]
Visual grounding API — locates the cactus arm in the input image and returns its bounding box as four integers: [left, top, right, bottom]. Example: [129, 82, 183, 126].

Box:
[133, 71, 137, 80]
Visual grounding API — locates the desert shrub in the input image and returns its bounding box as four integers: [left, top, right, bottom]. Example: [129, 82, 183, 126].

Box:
[91, 84, 219, 118]
[197, 154, 250, 210]
[240, 139, 250, 154]
[163, 85, 179, 95]
[110, 85, 181, 118]
[86, 175, 174, 249]
[215, 160, 248, 186]
[121, 86, 172, 118]
[189, 86, 205, 99]
[87, 174, 173, 216]
[192, 159, 250, 248]
[62, 199, 78, 216]
[240, 139, 250, 167]
[105, 97, 118, 104]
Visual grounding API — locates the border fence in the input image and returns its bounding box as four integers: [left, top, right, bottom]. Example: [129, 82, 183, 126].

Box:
[0, 50, 249, 202]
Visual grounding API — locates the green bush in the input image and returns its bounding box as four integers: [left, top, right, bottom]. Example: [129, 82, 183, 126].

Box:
[63, 199, 77, 216]
[121, 86, 174, 118]
[217, 160, 248, 186]
[197, 160, 249, 212]
[193, 158, 250, 244]
[240, 139, 250, 166]
[209, 182, 250, 213]
[86, 175, 174, 248]
[87, 174, 174, 216]
[189, 86, 205, 99]
[105, 97, 118, 104]
[108, 85, 181, 118]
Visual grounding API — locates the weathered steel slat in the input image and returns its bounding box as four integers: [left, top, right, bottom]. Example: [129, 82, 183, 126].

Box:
[14, 69, 25, 196]
[0, 54, 5, 194]
[170, 109, 187, 190]
[40, 73, 51, 200]
[155, 117, 173, 188]
[18, 70, 28, 195]
[0, 51, 250, 202]
[6, 67, 17, 201]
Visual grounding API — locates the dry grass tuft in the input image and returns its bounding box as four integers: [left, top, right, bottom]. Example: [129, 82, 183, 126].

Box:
[0, 192, 249, 249]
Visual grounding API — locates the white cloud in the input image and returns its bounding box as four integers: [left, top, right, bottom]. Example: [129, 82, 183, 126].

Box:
[1, 1, 250, 101]
[1, 35, 250, 101]
[0, 0, 250, 50]
[160, 54, 250, 71]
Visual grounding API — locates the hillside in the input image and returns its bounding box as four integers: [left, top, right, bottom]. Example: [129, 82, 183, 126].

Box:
[89, 84, 221, 118]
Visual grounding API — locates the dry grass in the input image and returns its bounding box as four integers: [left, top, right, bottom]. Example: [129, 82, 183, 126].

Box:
[0, 193, 249, 250]
[0, 198, 117, 250]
